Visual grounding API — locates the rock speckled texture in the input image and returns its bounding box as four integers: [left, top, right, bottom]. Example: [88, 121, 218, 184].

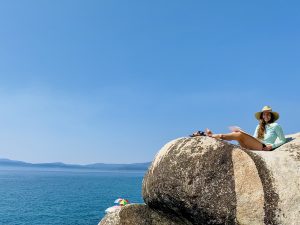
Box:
[99, 133, 300, 225]
[98, 204, 192, 225]
[98, 209, 120, 225]
[143, 133, 300, 225]
[143, 137, 237, 225]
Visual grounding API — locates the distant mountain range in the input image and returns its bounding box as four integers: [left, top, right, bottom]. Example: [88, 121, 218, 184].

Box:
[0, 158, 151, 171]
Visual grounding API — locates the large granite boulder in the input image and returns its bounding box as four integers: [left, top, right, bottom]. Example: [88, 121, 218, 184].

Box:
[142, 133, 300, 225]
[98, 204, 192, 225]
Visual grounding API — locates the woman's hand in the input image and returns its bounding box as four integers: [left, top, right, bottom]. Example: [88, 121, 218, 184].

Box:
[263, 144, 273, 151]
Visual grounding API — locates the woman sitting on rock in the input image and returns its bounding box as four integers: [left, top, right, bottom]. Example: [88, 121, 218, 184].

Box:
[191, 106, 286, 151]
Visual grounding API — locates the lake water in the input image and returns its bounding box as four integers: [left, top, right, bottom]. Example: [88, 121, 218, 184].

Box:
[0, 168, 145, 225]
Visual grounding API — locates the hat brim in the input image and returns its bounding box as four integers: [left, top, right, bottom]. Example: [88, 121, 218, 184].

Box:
[255, 111, 279, 122]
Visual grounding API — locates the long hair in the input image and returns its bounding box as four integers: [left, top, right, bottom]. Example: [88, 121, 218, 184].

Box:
[257, 113, 275, 139]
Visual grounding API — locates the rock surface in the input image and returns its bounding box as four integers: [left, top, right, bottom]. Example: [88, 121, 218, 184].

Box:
[98, 204, 192, 225]
[98, 209, 120, 225]
[98, 133, 300, 225]
[142, 133, 300, 225]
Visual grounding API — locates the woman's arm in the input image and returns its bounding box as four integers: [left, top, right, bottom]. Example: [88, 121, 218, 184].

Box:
[272, 124, 286, 149]
[253, 125, 259, 138]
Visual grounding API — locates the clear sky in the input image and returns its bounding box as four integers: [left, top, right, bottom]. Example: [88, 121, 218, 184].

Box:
[0, 1, 299, 164]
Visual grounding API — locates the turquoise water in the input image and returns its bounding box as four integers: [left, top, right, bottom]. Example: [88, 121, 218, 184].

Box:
[0, 168, 145, 225]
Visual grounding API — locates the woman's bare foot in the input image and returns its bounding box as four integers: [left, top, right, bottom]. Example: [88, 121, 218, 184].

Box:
[205, 128, 223, 139]
[205, 128, 213, 137]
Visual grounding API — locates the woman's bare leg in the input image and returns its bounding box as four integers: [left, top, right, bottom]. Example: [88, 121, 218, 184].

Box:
[206, 129, 263, 150]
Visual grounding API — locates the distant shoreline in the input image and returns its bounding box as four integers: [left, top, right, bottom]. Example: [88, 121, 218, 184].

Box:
[0, 166, 148, 174]
[0, 158, 151, 172]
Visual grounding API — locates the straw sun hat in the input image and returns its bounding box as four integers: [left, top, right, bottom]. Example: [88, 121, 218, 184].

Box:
[255, 106, 279, 122]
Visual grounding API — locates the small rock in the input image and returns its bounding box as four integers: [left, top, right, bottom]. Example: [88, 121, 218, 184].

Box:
[98, 204, 191, 225]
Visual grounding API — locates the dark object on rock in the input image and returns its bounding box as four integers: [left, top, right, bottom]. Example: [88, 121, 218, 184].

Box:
[189, 131, 206, 137]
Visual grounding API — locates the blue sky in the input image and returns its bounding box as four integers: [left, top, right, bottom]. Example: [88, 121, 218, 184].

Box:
[0, 1, 299, 164]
